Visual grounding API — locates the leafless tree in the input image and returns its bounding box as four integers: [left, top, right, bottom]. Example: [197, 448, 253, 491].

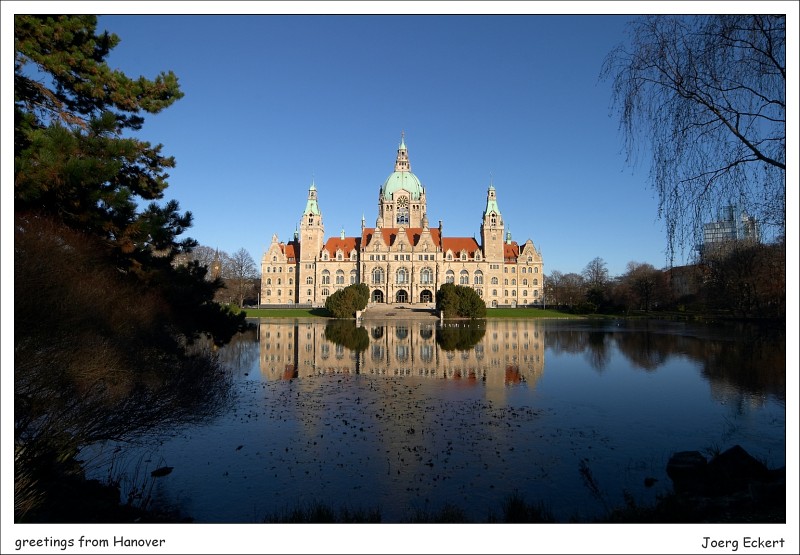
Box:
[621, 261, 668, 312]
[226, 248, 259, 307]
[174, 245, 220, 279]
[602, 15, 785, 262]
[582, 257, 610, 289]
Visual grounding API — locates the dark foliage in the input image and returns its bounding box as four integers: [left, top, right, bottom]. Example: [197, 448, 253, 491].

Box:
[13, 16, 249, 521]
[324, 320, 370, 353]
[435, 325, 486, 352]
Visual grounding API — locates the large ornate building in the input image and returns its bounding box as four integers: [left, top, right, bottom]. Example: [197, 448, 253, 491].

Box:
[260, 134, 543, 308]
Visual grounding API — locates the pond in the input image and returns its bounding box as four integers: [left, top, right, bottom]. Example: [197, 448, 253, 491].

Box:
[84, 317, 786, 524]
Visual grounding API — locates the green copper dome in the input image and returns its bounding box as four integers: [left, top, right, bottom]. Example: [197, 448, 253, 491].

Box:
[381, 171, 423, 200]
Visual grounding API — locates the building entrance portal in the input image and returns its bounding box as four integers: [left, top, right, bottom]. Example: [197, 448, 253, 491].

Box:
[419, 290, 433, 303]
[395, 290, 408, 303]
[372, 289, 384, 303]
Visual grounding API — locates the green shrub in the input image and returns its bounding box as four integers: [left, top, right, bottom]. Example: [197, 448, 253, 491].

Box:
[324, 283, 370, 318]
[436, 283, 486, 319]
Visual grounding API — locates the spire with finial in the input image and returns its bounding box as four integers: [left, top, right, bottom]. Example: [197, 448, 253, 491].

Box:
[303, 179, 320, 216]
[394, 131, 410, 172]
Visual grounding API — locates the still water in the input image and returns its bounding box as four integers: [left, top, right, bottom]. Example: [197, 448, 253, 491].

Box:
[87, 318, 785, 523]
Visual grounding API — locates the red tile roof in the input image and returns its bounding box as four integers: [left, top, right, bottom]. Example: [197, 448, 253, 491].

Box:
[504, 242, 519, 262]
[442, 237, 480, 256]
[283, 242, 298, 260]
[323, 237, 360, 254]
[362, 227, 442, 248]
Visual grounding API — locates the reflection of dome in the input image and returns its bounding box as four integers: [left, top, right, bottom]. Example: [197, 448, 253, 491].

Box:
[382, 171, 423, 201]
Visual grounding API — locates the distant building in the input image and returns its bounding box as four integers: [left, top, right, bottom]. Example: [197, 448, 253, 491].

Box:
[260, 134, 544, 308]
[702, 205, 760, 249]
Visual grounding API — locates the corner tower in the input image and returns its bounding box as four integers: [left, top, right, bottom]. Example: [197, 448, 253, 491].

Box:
[480, 184, 505, 262]
[299, 180, 324, 261]
[378, 133, 427, 228]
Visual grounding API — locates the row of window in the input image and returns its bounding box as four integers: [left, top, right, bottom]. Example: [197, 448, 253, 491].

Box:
[265, 260, 539, 273]
[321, 251, 358, 261]
[267, 273, 539, 289]
[265, 278, 292, 285]
[264, 287, 535, 300]
[505, 265, 539, 273]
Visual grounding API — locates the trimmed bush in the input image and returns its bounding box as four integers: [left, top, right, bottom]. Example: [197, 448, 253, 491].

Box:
[436, 283, 487, 319]
[324, 283, 370, 318]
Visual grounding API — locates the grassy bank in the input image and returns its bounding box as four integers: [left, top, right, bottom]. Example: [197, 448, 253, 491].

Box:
[486, 307, 583, 318]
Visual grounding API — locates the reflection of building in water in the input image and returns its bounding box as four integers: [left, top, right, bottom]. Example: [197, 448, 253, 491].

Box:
[258, 319, 544, 388]
[260, 133, 543, 308]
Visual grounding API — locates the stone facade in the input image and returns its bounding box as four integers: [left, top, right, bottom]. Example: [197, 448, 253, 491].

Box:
[260, 135, 543, 308]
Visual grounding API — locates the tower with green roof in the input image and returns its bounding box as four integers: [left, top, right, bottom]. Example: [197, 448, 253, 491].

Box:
[480, 183, 505, 262]
[299, 180, 324, 304]
[377, 132, 427, 228]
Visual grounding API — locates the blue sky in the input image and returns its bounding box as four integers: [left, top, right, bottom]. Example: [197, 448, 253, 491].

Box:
[91, 13, 676, 278]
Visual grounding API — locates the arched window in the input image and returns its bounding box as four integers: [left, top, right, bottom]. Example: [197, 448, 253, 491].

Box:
[504, 279, 508, 285]
[266, 278, 272, 285]
[350, 269, 357, 284]
[372, 268, 384, 284]
[321, 270, 330, 285]
[460, 251, 467, 261]
[277, 278, 282, 285]
[306, 276, 313, 285]
[511, 279, 516, 285]
[322, 288, 330, 296]
[350, 251, 357, 261]
[492, 289, 497, 296]
[396, 268, 408, 284]
[266, 290, 271, 296]
[420, 267, 433, 284]
[491, 277, 498, 285]
[335, 270, 344, 284]
[322, 251, 329, 261]
[459, 270, 469, 285]
[445, 270, 455, 284]
[533, 279, 538, 286]
[289, 278, 293, 285]
[534, 267, 539, 273]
